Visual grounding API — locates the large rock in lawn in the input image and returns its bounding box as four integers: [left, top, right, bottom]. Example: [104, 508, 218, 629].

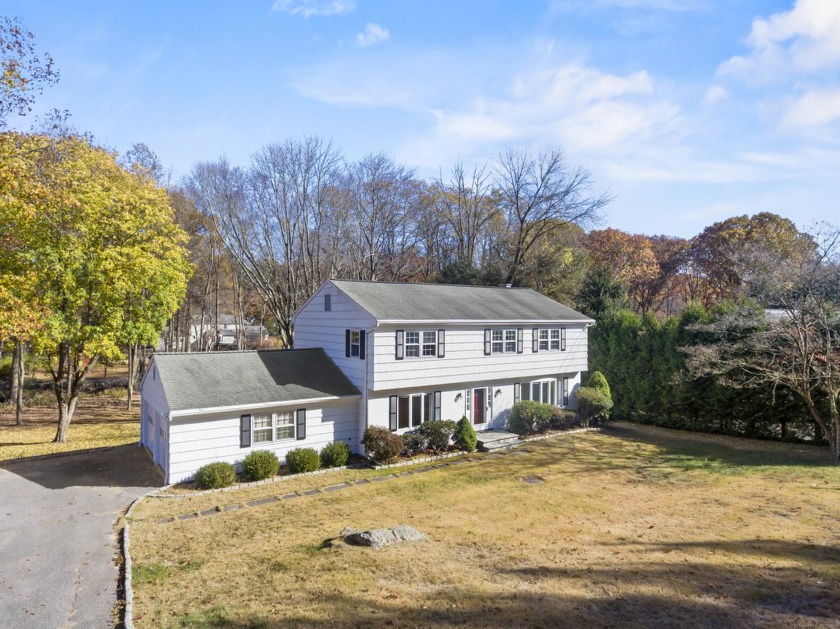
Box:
[343, 524, 426, 548]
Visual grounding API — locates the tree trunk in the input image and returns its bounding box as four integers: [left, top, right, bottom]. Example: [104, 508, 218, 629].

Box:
[53, 395, 81, 443]
[126, 343, 138, 410]
[51, 344, 98, 443]
[12, 340, 24, 425]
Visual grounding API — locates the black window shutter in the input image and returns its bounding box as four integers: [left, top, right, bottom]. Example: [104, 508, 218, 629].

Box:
[484, 329, 491, 355]
[296, 408, 306, 440]
[514, 383, 520, 403]
[389, 395, 398, 431]
[561, 327, 567, 351]
[437, 329, 445, 358]
[424, 393, 430, 423]
[345, 329, 351, 357]
[359, 330, 366, 360]
[395, 330, 404, 360]
[517, 328, 523, 354]
[532, 328, 539, 353]
[240, 414, 251, 448]
[434, 390, 442, 421]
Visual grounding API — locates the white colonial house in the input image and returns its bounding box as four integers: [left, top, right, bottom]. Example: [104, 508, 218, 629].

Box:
[140, 280, 593, 483]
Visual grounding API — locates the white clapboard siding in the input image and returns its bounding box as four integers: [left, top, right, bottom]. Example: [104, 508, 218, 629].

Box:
[167, 399, 359, 484]
[370, 325, 589, 391]
[138, 361, 170, 470]
[293, 281, 376, 391]
[367, 371, 582, 434]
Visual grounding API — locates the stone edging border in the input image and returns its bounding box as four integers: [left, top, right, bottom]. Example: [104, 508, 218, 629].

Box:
[120, 426, 601, 627]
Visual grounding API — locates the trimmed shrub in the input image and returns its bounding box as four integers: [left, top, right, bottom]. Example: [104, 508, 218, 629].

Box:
[508, 400, 554, 435]
[320, 441, 351, 468]
[241, 450, 280, 481]
[575, 387, 614, 426]
[418, 419, 457, 453]
[551, 407, 577, 429]
[285, 447, 321, 473]
[401, 432, 427, 457]
[193, 461, 236, 489]
[362, 426, 404, 463]
[453, 416, 477, 452]
[586, 370, 612, 398]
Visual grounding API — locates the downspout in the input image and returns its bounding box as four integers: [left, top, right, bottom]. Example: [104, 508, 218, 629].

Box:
[362, 324, 378, 451]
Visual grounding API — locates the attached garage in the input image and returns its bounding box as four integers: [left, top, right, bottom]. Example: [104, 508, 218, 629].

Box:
[139, 349, 360, 484]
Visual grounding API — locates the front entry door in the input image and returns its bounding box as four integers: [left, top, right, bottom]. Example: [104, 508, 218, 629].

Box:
[473, 388, 486, 426]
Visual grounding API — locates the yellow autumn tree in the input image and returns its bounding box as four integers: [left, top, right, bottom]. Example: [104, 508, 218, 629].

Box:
[0, 132, 191, 442]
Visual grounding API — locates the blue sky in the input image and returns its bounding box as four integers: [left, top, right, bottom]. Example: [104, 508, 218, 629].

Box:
[6, 0, 839, 238]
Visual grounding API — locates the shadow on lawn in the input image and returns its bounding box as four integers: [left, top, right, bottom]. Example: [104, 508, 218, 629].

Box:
[172, 571, 839, 629]
[173, 536, 840, 629]
[603, 422, 835, 469]
[0, 443, 160, 489]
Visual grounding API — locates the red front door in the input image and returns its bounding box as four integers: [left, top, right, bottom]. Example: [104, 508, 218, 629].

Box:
[473, 388, 486, 425]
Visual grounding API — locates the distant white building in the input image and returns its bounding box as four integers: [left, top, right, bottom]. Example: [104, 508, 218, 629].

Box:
[141, 280, 593, 483]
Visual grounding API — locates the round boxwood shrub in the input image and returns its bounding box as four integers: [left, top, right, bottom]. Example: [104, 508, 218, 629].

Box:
[362, 426, 404, 463]
[241, 450, 280, 481]
[285, 447, 321, 474]
[320, 441, 351, 468]
[575, 387, 614, 426]
[418, 419, 457, 453]
[551, 407, 577, 429]
[193, 461, 236, 489]
[508, 400, 554, 435]
[453, 416, 477, 452]
[401, 432, 427, 457]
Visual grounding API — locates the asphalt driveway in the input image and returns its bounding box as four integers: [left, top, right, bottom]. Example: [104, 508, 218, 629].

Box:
[0, 445, 161, 628]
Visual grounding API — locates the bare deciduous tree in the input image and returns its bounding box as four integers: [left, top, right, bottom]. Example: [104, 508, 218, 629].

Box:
[495, 146, 609, 285]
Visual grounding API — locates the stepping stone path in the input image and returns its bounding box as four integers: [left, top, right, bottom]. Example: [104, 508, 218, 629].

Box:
[522, 476, 545, 484]
[155, 446, 547, 524]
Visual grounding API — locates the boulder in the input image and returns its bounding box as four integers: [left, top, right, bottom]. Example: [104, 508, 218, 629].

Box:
[343, 524, 426, 548]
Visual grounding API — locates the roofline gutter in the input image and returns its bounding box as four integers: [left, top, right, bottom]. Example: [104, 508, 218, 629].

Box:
[168, 393, 362, 418]
[375, 319, 596, 326]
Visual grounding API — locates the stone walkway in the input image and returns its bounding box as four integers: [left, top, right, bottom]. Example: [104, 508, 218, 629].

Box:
[156, 452, 502, 524]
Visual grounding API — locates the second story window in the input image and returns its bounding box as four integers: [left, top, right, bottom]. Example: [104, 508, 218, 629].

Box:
[422, 331, 437, 356]
[485, 328, 523, 355]
[406, 331, 420, 357]
[396, 329, 444, 360]
[350, 330, 360, 357]
[539, 329, 549, 351]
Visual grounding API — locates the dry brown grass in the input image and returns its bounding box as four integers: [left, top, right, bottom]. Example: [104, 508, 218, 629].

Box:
[129, 423, 840, 629]
[0, 364, 139, 461]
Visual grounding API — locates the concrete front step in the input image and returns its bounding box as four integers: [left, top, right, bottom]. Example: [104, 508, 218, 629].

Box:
[476, 430, 523, 452]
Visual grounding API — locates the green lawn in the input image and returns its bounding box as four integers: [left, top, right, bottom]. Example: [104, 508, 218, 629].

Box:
[129, 422, 840, 629]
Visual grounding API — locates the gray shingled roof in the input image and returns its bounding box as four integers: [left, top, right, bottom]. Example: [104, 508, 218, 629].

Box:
[330, 280, 593, 322]
[152, 349, 359, 412]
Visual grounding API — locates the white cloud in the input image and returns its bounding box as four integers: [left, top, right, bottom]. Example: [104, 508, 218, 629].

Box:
[782, 87, 840, 128]
[272, 0, 355, 18]
[417, 64, 671, 161]
[356, 23, 390, 47]
[718, 0, 840, 81]
[703, 85, 727, 105]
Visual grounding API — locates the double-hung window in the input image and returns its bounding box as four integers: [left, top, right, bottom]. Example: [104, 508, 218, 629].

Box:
[350, 331, 360, 357]
[403, 330, 437, 358]
[550, 329, 560, 350]
[539, 329, 549, 351]
[491, 330, 504, 353]
[275, 411, 294, 440]
[253, 413, 274, 444]
[253, 411, 295, 444]
[505, 329, 517, 353]
[405, 331, 420, 357]
[422, 331, 437, 356]
[491, 329, 517, 353]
